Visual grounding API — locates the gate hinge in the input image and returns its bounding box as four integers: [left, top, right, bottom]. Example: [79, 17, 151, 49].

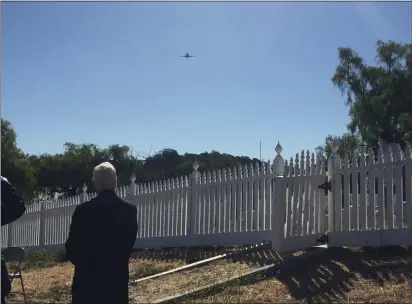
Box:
[318, 180, 332, 196]
[316, 234, 329, 245]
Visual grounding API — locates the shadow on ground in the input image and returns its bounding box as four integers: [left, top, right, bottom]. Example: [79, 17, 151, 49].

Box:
[131, 246, 239, 263]
[174, 246, 412, 304]
[130, 243, 286, 266]
[270, 246, 412, 303]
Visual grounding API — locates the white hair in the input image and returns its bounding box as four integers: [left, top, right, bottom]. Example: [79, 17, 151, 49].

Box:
[93, 162, 117, 192]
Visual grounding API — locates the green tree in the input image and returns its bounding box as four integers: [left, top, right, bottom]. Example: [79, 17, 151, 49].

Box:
[28, 153, 64, 198]
[4, 119, 264, 198]
[331, 40, 412, 149]
[1, 119, 36, 200]
[315, 133, 364, 160]
[32, 143, 145, 197]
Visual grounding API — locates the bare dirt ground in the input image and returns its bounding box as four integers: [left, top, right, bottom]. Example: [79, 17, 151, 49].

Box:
[6, 246, 412, 304]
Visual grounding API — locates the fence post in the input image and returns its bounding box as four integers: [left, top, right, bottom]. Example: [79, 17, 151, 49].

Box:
[39, 201, 46, 249]
[129, 174, 137, 196]
[271, 142, 285, 231]
[81, 183, 88, 203]
[128, 174, 138, 238]
[328, 140, 340, 232]
[188, 160, 200, 235]
[272, 176, 286, 251]
[272, 143, 285, 251]
[273, 142, 285, 176]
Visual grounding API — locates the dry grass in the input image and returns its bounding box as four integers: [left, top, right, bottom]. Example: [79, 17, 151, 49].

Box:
[7, 258, 186, 304]
[129, 259, 184, 280]
[8, 262, 74, 303]
[130, 260, 253, 303]
[6, 247, 412, 304]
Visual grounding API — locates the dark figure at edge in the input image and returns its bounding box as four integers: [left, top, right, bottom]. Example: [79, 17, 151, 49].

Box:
[1, 177, 26, 304]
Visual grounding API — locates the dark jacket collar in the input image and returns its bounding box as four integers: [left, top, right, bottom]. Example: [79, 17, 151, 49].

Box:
[97, 189, 117, 197]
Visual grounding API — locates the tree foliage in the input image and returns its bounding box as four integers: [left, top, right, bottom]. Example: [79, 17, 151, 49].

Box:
[315, 133, 364, 160]
[28, 143, 146, 197]
[316, 40, 412, 156]
[331, 40, 412, 149]
[1, 119, 36, 199]
[1, 119, 261, 201]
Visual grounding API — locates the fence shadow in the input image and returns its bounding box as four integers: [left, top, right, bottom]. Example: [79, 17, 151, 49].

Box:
[274, 246, 412, 303]
[130, 244, 288, 266]
[130, 246, 245, 264]
[228, 246, 291, 266]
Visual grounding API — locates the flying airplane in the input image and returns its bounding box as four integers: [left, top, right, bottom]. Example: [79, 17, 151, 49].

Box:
[181, 53, 194, 58]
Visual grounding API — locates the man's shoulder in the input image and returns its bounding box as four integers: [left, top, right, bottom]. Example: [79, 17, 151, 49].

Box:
[73, 199, 91, 213]
[73, 196, 101, 212]
[76, 196, 136, 211]
[117, 197, 137, 211]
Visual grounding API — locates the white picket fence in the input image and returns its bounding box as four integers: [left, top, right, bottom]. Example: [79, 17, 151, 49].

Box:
[327, 142, 412, 247]
[1, 142, 411, 252]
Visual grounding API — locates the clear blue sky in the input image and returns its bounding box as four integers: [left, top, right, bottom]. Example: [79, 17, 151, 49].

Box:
[2, 2, 411, 162]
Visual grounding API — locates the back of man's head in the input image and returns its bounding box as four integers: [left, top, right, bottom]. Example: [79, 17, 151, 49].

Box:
[93, 162, 117, 192]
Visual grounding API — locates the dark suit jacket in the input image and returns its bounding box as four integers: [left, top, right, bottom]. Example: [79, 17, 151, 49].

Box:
[1, 176, 26, 299]
[1, 176, 26, 227]
[65, 190, 138, 304]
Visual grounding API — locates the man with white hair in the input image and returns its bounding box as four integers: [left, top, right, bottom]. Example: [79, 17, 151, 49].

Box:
[65, 162, 138, 304]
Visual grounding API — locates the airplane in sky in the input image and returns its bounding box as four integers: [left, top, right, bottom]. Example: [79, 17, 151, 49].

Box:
[181, 53, 194, 59]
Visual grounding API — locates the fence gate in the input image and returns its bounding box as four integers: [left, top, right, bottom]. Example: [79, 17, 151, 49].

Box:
[272, 152, 329, 253]
[326, 147, 412, 248]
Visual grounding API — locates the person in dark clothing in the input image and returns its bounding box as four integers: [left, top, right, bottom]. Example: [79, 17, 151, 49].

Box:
[65, 162, 138, 304]
[1, 176, 26, 304]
